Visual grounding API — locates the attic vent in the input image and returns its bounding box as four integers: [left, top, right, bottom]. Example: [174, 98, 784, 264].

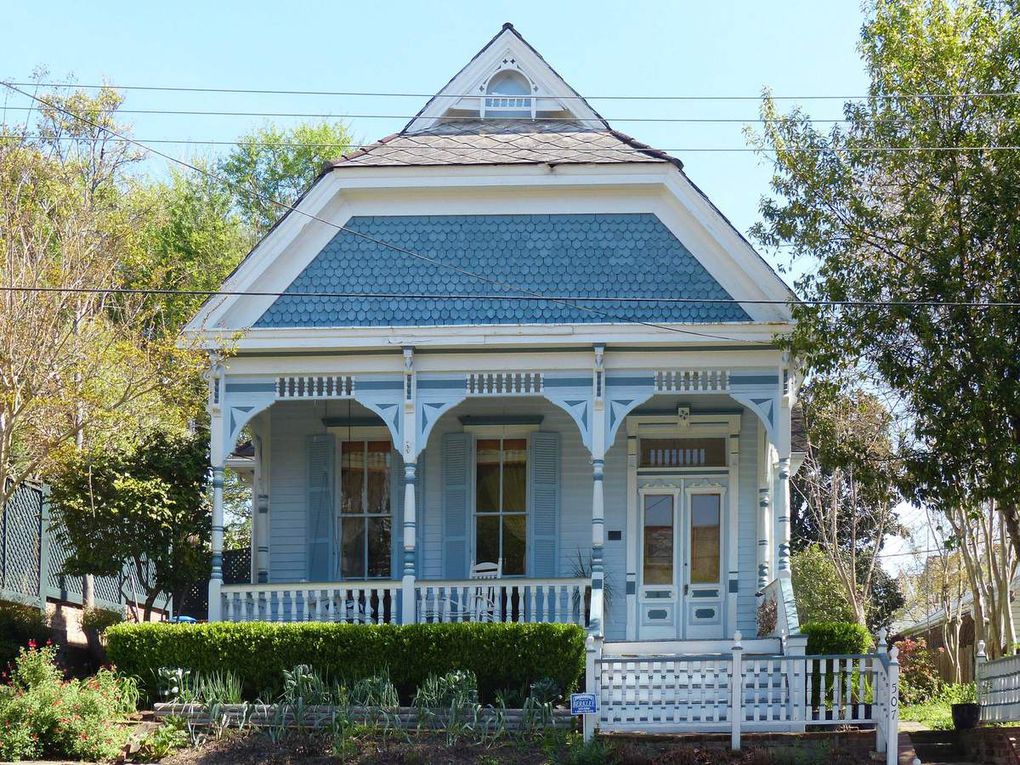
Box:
[482, 69, 534, 119]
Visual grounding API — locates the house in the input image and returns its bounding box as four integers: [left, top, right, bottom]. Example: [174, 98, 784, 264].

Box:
[182, 24, 857, 736]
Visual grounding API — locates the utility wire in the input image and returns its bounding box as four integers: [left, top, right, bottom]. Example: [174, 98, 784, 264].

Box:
[0, 285, 1017, 309]
[1, 81, 762, 344]
[12, 80, 1020, 101]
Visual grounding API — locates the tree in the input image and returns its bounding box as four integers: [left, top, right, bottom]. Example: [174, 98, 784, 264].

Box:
[751, 0, 1020, 561]
[0, 86, 202, 513]
[217, 121, 353, 239]
[49, 428, 210, 619]
[791, 545, 856, 624]
[791, 383, 905, 628]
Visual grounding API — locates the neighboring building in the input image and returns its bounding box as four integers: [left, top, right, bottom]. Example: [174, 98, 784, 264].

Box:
[184, 25, 807, 730]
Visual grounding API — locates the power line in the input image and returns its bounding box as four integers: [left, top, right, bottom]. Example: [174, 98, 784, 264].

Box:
[0, 284, 1017, 309]
[9, 132, 1020, 155]
[0, 81, 759, 345]
[11, 80, 1020, 101]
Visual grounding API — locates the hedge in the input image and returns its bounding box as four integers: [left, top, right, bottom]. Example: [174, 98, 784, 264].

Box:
[106, 621, 586, 703]
[801, 621, 873, 655]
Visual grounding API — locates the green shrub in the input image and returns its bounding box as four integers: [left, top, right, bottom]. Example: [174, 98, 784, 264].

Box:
[0, 601, 49, 669]
[0, 643, 138, 761]
[801, 622, 872, 655]
[107, 621, 586, 704]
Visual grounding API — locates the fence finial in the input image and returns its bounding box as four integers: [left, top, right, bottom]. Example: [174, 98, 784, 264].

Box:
[977, 640, 987, 660]
[732, 630, 743, 648]
[876, 628, 888, 652]
[889, 645, 900, 663]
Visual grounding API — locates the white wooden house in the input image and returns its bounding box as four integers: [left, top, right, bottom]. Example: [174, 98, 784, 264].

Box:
[182, 26, 901, 750]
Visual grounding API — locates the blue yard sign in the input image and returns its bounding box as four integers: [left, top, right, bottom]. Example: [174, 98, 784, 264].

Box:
[570, 692, 599, 715]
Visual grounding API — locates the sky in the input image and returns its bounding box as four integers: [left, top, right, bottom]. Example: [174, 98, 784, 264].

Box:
[0, 3, 918, 571]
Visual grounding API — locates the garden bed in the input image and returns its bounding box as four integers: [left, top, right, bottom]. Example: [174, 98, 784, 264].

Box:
[153, 701, 573, 730]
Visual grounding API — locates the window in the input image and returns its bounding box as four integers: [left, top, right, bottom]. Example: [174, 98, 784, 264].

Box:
[639, 438, 726, 468]
[642, 494, 674, 585]
[340, 441, 392, 579]
[689, 494, 721, 584]
[475, 438, 527, 575]
[484, 70, 532, 117]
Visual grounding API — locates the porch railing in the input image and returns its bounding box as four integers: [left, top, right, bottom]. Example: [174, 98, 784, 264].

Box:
[220, 577, 590, 626]
[584, 630, 900, 764]
[221, 582, 400, 623]
[415, 577, 589, 626]
[976, 641, 1020, 723]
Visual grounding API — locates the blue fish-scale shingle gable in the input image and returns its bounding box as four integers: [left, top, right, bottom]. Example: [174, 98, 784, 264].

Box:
[253, 214, 751, 328]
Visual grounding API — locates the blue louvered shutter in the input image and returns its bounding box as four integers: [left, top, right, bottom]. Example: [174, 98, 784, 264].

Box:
[529, 432, 561, 577]
[307, 434, 335, 581]
[443, 433, 470, 579]
[391, 449, 404, 578]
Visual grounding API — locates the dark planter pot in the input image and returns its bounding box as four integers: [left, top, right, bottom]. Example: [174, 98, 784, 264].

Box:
[952, 702, 980, 730]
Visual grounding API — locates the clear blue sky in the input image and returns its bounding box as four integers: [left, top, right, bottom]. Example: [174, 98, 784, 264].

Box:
[1, 0, 870, 274]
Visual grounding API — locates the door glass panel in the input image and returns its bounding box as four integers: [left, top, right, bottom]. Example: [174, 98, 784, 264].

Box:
[642, 494, 674, 585]
[366, 516, 392, 577]
[502, 515, 527, 575]
[475, 439, 501, 513]
[365, 441, 391, 514]
[501, 439, 528, 512]
[690, 494, 721, 584]
[475, 515, 500, 565]
[340, 517, 366, 579]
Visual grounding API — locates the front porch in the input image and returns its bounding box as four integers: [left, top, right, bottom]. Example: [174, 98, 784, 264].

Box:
[206, 351, 798, 643]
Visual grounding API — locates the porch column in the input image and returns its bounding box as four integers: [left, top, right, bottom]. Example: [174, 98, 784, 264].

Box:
[756, 485, 770, 593]
[401, 462, 417, 623]
[209, 464, 225, 621]
[254, 433, 270, 583]
[590, 457, 606, 632]
[776, 457, 792, 575]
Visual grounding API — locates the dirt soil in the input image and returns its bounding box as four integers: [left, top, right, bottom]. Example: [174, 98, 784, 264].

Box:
[157, 731, 869, 765]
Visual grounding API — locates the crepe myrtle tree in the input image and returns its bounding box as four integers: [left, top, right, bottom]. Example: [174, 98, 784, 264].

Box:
[49, 427, 211, 619]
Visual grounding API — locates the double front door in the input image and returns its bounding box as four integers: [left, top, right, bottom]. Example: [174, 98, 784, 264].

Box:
[637, 480, 725, 640]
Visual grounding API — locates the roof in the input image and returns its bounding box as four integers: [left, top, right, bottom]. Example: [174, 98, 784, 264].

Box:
[252, 213, 752, 328]
[333, 120, 679, 169]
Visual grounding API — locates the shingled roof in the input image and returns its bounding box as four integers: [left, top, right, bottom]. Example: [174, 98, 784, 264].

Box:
[332, 120, 680, 169]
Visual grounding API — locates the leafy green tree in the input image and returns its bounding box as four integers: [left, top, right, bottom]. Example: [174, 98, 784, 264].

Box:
[49, 428, 211, 618]
[217, 121, 353, 238]
[792, 545, 856, 624]
[752, 0, 1020, 558]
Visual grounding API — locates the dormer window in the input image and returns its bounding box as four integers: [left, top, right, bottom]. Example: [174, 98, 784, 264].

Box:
[482, 69, 535, 119]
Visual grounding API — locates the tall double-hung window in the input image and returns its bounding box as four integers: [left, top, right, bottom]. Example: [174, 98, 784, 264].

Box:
[474, 438, 528, 575]
[339, 440, 392, 579]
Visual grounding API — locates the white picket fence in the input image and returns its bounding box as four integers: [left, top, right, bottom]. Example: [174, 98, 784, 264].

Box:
[584, 630, 900, 764]
[977, 641, 1020, 723]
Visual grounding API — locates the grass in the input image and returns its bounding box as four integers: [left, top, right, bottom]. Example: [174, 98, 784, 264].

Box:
[900, 683, 975, 730]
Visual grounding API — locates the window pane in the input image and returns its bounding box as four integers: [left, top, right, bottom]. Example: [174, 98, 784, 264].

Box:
[367, 516, 391, 578]
[643, 495, 674, 585]
[502, 439, 528, 512]
[341, 443, 365, 515]
[365, 442, 391, 515]
[475, 439, 501, 513]
[639, 438, 727, 468]
[340, 517, 366, 579]
[475, 515, 500, 566]
[690, 494, 721, 584]
[502, 514, 527, 575]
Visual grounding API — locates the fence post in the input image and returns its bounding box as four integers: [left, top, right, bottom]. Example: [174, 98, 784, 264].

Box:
[583, 631, 603, 742]
[885, 644, 900, 765]
[975, 640, 987, 718]
[784, 631, 808, 732]
[731, 630, 744, 751]
[38, 485, 51, 614]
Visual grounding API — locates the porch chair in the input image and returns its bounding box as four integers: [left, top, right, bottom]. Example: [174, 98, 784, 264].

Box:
[421, 558, 503, 622]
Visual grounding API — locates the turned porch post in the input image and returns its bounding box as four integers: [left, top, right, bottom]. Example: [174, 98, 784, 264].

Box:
[589, 345, 606, 633]
[207, 358, 226, 622]
[775, 392, 793, 576]
[400, 346, 418, 624]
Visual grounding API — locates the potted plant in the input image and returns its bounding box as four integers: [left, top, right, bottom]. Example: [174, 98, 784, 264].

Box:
[951, 683, 980, 730]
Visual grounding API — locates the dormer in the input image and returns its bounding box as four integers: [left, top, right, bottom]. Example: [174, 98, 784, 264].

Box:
[403, 23, 607, 133]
